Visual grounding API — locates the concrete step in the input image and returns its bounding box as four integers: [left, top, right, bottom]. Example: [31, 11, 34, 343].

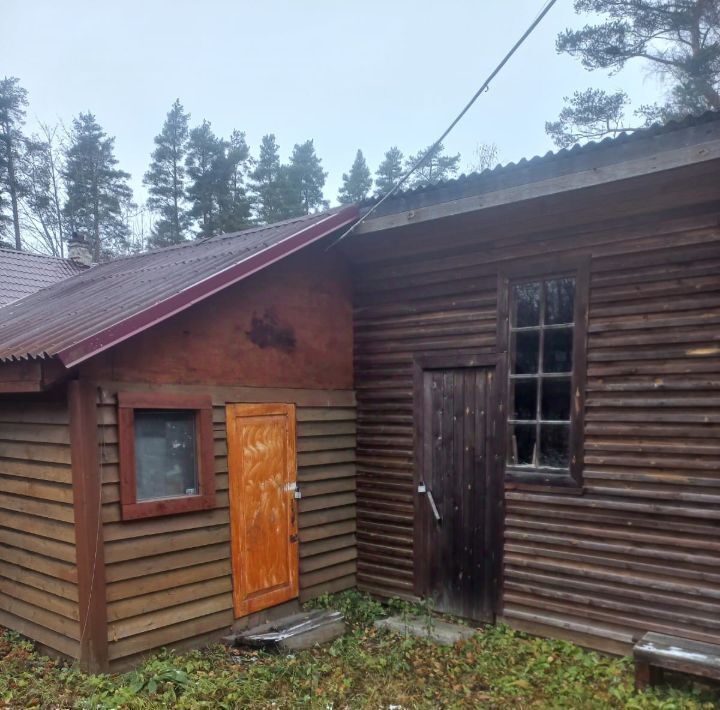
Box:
[374, 615, 476, 645]
[224, 609, 346, 652]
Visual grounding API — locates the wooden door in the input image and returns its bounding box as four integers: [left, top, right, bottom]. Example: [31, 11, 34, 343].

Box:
[415, 365, 496, 621]
[226, 403, 298, 617]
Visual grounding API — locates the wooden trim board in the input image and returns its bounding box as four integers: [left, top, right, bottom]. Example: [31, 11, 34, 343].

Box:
[68, 379, 109, 671]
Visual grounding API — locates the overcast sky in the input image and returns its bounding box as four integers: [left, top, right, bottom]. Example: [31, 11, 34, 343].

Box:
[4, 0, 664, 209]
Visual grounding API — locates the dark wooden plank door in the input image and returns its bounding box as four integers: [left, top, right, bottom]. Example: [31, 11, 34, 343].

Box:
[226, 403, 298, 617]
[416, 366, 495, 621]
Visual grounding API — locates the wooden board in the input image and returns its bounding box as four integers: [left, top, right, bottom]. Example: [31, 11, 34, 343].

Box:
[226, 403, 299, 617]
[0, 395, 80, 658]
[415, 364, 495, 621]
[634, 632, 720, 687]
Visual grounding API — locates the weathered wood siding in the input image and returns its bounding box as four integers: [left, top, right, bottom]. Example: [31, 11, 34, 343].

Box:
[0, 396, 80, 658]
[351, 203, 720, 654]
[98, 385, 356, 668]
[81, 245, 353, 391]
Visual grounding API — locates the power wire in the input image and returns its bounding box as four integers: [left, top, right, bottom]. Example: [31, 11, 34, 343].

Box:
[327, 0, 559, 249]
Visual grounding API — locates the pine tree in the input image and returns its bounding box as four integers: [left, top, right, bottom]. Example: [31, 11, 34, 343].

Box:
[216, 129, 253, 232]
[63, 112, 134, 261]
[374, 146, 404, 196]
[0, 77, 29, 249]
[405, 143, 460, 189]
[338, 149, 372, 204]
[144, 99, 190, 248]
[287, 140, 327, 215]
[547, 0, 720, 147]
[250, 134, 286, 224]
[185, 120, 225, 237]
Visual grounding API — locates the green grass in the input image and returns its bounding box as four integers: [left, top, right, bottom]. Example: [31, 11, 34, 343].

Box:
[0, 591, 716, 709]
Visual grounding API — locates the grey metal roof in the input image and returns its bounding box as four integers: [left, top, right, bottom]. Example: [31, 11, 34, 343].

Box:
[0, 206, 358, 367]
[0, 247, 85, 307]
[364, 110, 720, 218]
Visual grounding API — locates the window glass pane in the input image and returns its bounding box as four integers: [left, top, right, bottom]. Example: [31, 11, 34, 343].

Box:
[508, 423, 536, 466]
[511, 378, 537, 420]
[513, 282, 541, 327]
[541, 377, 571, 421]
[539, 424, 570, 468]
[134, 410, 198, 501]
[511, 330, 540, 374]
[543, 327, 574, 373]
[545, 278, 575, 324]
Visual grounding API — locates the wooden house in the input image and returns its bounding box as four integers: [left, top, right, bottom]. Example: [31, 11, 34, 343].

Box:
[0, 210, 359, 671]
[0, 111, 719, 672]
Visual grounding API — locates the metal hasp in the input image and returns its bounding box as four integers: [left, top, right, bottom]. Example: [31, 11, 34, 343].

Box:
[418, 482, 442, 524]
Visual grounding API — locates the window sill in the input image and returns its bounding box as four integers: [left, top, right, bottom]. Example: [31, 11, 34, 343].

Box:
[121, 493, 216, 520]
[505, 467, 583, 492]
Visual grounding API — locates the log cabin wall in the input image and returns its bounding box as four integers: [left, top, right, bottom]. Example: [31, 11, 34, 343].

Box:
[73, 244, 356, 669]
[96, 384, 356, 669]
[0, 394, 80, 659]
[350, 179, 720, 654]
[79, 244, 353, 390]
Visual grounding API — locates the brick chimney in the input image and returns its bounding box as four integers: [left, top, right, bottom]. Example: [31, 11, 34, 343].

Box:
[67, 231, 92, 267]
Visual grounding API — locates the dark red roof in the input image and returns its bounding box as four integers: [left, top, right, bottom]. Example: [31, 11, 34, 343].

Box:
[0, 206, 358, 367]
[0, 247, 85, 307]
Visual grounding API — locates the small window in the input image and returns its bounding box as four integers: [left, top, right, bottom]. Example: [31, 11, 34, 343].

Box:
[118, 393, 215, 519]
[502, 263, 588, 487]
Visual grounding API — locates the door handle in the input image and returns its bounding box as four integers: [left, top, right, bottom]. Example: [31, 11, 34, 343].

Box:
[418, 482, 442, 524]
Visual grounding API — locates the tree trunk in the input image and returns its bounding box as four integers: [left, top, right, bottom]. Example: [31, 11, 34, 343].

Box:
[173, 151, 179, 242]
[49, 146, 64, 257]
[2, 120, 22, 250]
[93, 184, 101, 263]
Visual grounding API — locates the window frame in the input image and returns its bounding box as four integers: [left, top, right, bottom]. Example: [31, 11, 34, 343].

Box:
[117, 392, 216, 520]
[497, 256, 589, 488]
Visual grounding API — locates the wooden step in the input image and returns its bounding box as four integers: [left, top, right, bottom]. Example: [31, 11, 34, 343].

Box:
[224, 609, 346, 652]
[634, 632, 720, 689]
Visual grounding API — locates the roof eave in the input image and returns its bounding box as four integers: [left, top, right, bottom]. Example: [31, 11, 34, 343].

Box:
[356, 133, 720, 235]
[0, 355, 69, 393]
[55, 206, 359, 368]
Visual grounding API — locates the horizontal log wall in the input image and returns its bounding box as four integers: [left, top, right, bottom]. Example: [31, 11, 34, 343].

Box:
[0, 397, 80, 658]
[352, 210, 720, 653]
[98, 384, 356, 668]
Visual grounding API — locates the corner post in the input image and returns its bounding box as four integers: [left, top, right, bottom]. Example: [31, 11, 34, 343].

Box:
[68, 379, 109, 671]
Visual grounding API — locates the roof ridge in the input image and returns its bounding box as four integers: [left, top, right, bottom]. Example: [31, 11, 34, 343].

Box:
[103, 208, 343, 266]
[0, 246, 81, 264]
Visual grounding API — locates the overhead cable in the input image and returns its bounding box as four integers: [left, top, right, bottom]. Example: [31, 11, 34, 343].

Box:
[327, 0, 559, 249]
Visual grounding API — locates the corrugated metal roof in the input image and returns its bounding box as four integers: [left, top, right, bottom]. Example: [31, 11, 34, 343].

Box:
[0, 206, 358, 367]
[363, 110, 720, 218]
[0, 247, 85, 307]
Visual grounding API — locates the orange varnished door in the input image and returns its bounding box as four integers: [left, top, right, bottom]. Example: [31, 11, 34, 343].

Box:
[226, 403, 298, 617]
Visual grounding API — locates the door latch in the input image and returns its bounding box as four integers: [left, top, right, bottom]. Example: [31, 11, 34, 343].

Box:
[418, 481, 442, 524]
